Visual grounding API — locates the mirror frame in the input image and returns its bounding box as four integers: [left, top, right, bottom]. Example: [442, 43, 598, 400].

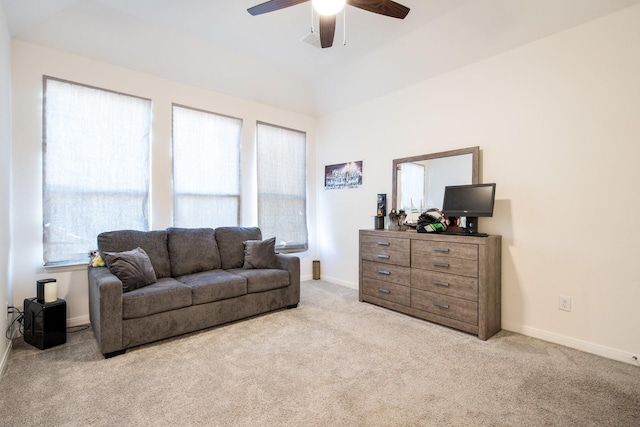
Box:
[391, 146, 479, 212]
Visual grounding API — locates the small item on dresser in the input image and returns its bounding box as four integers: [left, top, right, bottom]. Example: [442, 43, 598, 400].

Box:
[398, 210, 407, 230]
[388, 209, 407, 231]
[375, 193, 387, 229]
[377, 193, 387, 217]
[416, 209, 447, 233]
[388, 209, 399, 231]
[374, 216, 385, 230]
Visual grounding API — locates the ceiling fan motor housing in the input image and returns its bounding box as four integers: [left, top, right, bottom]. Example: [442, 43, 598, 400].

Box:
[248, 0, 410, 49]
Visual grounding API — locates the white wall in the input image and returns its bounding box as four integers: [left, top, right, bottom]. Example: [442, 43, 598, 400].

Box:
[316, 5, 640, 363]
[0, 2, 13, 375]
[10, 40, 317, 326]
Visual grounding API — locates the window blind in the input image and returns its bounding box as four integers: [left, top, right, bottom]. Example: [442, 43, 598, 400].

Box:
[256, 123, 308, 252]
[43, 77, 152, 265]
[172, 105, 242, 228]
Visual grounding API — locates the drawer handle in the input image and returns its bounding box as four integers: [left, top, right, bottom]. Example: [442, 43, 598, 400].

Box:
[433, 247, 450, 253]
[378, 288, 391, 294]
[377, 254, 390, 259]
[377, 270, 391, 275]
[433, 280, 450, 287]
[434, 302, 450, 309]
[433, 263, 450, 268]
[377, 241, 390, 246]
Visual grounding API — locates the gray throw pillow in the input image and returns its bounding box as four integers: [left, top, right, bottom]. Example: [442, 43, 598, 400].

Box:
[243, 237, 278, 269]
[103, 247, 157, 292]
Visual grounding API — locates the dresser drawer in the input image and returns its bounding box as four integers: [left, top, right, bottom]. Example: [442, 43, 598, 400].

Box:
[362, 278, 410, 306]
[361, 246, 410, 267]
[411, 255, 478, 278]
[361, 235, 410, 252]
[411, 270, 478, 301]
[362, 260, 410, 285]
[411, 289, 478, 325]
[411, 240, 478, 261]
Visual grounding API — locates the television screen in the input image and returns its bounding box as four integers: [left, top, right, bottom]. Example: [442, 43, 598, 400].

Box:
[442, 183, 496, 218]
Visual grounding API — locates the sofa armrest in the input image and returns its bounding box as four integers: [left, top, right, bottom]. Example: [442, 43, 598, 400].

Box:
[276, 254, 300, 305]
[88, 266, 124, 355]
[276, 254, 299, 277]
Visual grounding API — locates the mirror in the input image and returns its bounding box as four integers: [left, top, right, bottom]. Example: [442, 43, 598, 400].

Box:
[392, 147, 479, 221]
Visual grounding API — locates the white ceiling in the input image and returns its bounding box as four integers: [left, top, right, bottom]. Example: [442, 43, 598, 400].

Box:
[3, 0, 640, 116]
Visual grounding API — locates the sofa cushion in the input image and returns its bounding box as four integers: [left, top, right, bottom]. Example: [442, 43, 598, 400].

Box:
[215, 227, 262, 269]
[178, 270, 247, 305]
[103, 247, 157, 292]
[167, 227, 221, 276]
[98, 230, 172, 279]
[228, 268, 290, 293]
[122, 277, 192, 319]
[243, 237, 278, 269]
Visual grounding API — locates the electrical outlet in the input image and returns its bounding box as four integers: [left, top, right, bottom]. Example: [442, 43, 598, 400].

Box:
[559, 295, 572, 312]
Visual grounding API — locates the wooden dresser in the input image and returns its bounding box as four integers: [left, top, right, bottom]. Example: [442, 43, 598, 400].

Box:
[359, 229, 501, 340]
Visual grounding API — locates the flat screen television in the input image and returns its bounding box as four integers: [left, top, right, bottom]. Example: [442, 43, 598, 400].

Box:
[442, 183, 496, 235]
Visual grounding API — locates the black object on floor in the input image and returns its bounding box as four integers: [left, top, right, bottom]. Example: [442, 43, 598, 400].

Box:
[23, 298, 67, 350]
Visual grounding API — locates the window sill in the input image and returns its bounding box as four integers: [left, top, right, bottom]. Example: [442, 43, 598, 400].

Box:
[43, 261, 90, 272]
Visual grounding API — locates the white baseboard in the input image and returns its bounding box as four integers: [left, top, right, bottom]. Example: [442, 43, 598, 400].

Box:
[0, 330, 16, 385]
[312, 276, 357, 289]
[502, 321, 639, 366]
[68, 314, 90, 328]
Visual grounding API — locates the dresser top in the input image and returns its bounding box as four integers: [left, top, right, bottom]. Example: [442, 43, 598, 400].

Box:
[360, 229, 500, 245]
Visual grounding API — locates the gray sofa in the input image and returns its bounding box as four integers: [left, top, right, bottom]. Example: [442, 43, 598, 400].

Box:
[88, 226, 300, 357]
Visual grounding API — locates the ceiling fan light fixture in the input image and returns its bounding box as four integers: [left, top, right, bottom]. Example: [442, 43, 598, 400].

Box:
[312, 0, 346, 16]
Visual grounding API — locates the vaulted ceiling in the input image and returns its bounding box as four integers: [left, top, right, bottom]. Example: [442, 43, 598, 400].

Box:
[3, 0, 640, 115]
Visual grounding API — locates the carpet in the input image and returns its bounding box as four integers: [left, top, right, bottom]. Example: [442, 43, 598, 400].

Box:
[1, 280, 638, 426]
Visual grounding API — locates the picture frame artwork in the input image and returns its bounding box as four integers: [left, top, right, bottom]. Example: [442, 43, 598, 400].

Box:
[324, 161, 363, 190]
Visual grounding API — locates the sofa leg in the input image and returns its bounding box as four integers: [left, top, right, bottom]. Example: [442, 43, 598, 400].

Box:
[287, 303, 298, 309]
[103, 349, 126, 359]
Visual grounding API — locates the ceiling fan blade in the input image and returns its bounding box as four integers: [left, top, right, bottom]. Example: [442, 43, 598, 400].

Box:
[347, 0, 410, 19]
[248, 0, 309, 16]
[319, 14, 336, 48]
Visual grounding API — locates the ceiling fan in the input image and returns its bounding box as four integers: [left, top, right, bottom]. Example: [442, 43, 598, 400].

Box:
[247, 0, 410, 49]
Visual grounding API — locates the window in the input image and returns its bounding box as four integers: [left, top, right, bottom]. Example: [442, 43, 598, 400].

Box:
[172, 105, 242, 228]
[256, 123, 308, 252]
[43, 77, 152, 265]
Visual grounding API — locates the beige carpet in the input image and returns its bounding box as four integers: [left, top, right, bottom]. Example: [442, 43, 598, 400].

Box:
[1, 280, 638, 426]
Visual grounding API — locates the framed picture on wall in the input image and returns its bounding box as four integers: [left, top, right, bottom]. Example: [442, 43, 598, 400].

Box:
[324, 161, 363, 190]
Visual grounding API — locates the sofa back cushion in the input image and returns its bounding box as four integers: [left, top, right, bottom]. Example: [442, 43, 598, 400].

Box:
[167, 227, 221, 276]
[97, 230, 172, 279]
[215, 227, 262, 269]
